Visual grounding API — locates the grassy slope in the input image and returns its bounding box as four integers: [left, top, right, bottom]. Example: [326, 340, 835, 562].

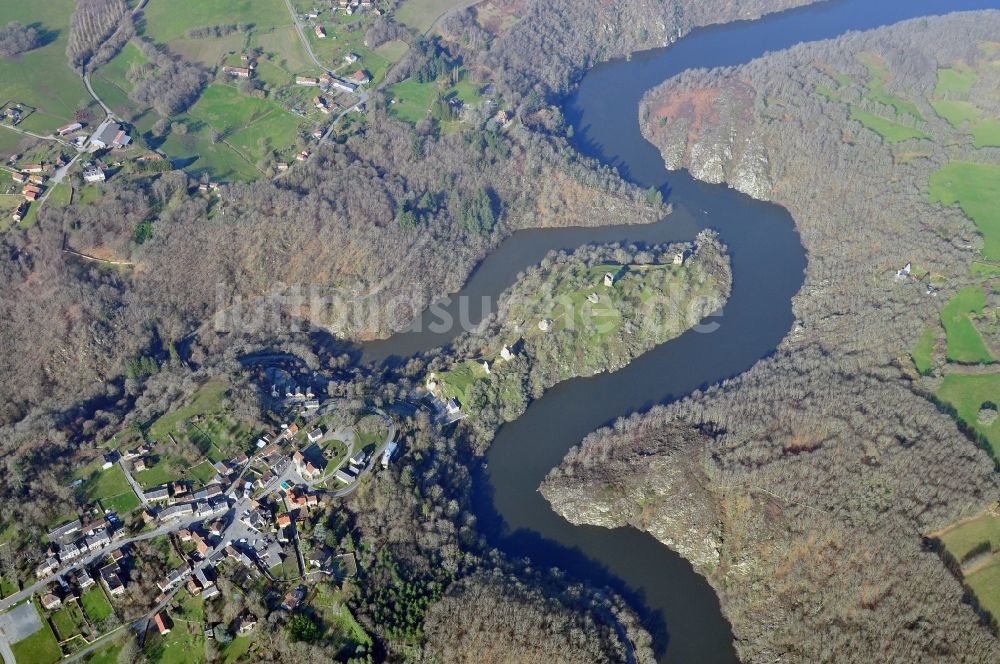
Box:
[929, 161, 1000, 262]
[0, 0, 95, 134]
[941, 513, 1000, 562]
[937, 373, 1000, 458]
[939, 287, 994, 364]
[141, 0, 289, 44]
[395, 0, 472, 33]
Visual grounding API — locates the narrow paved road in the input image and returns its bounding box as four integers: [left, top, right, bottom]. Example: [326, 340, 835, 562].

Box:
[120, 459, 149, 510]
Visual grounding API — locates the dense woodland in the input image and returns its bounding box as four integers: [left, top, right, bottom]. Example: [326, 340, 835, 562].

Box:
[546, 11, 1000, 662]
[7, 0, 951, 661]
[0, 21, 42, 58]
[66, 0, 130, 70]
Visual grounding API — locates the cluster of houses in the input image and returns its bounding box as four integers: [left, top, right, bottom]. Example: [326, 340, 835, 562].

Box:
[10, 162, 50, 218]
[39, 546, 130, 611]
[35, 515, 121, 579]
[295, 71, 364, 96]
[336, 0, 376, 16]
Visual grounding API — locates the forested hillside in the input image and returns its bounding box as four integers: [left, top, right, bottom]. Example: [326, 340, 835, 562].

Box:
[544, 11, 1000, 662]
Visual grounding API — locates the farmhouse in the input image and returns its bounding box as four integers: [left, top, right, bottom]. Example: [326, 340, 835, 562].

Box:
[344, 53, 358, 64]
[154, 612, 171, 635]
[223, 66, 251, 78]
[296, 75, 320, 86]
[332, 78, 357, 93]
[351, 70, 371, 85]
[313, 95, 332, 114]
[314, 25, 327, 38]
[11, 202, 27, 222]
[57, 122, 83, 135]
[11, 172, 26, 183]
[20, 164, 43, 173]
[90, 123, 131, 149]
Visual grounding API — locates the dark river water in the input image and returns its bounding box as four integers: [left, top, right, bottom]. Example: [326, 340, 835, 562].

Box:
[360, 1, 1000, 661]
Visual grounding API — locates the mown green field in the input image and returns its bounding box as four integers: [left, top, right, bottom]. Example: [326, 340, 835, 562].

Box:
[939, 287, 994, 364]
[141, 0, 289, 44]
[10, 603, 61, 664]
[388, 72, 483, 125]
[929, 161, 1000, 261]
[255, 25, 315, 74]
[395, 0, 471, 33]
[941, 513, 1000, 563]
[81, 587, 114, 623]
[50, 601, 88, 640]
[937, 373, 1000, 458]
[90, 42, 148, 121]
[849, 107, 930, 143]
[911, 325, 938, 375]
[162, 83, 302, 180]
[0, 0, 96, 134]
[82, 639, 125, 664]
[971, 118, 1000, 149]
[146, 379, 229, 442]
[930, 99, 981, 128]
[934, 64, 978, 97]
[966, 557, 1000, 623]
[79, 464, 140, 514]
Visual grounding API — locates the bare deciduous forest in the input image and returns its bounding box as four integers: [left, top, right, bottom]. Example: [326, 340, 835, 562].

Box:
[545, 11, 1000, 662]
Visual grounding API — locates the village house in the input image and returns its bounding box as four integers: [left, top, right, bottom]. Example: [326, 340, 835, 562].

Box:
[314, 25, 327, 38]
[313, 95, 331, 114]
[35, 556, 59, 578]
[41, 592, 62, 610]
[20, 163, 43, 173]
[334, 467, 357, 484]
[159, 503, 194, 521]
[344, 52, 359, 64]
[351, 70, 371, 85]
[11, 202, 27, 223]
[22, 185, 41, 201]
[154, 612, 171, 635]
[77, 570, 95, 590]
[82, 165, 106, 183]
[132, 457, 146, 472]
[100, 563, 126, 596]
[48, 519, 82, 543]
[382, 441, 399, 468]
[222, 65, 251, 78]
[332, 78, 357, 93]
[57, 122, 83, 136]
[295, 75, 320, 86]
[238, 613, 257, 634]
[144, 486, 170, 503]
[11, 171, 26, 183]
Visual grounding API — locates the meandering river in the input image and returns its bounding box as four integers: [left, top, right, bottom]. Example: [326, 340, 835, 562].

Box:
[361, 1, 1000, 660]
